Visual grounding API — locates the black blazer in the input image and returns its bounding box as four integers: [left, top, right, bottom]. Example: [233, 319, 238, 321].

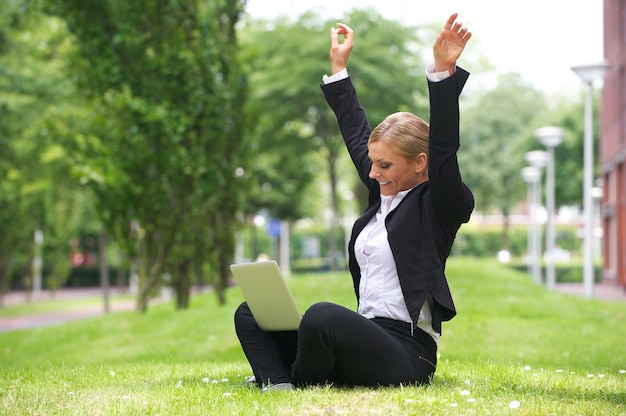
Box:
[321, 68, 474, 333]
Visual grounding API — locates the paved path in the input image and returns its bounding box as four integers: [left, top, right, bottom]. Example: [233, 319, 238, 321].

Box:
[554, 281, 626, 302]
[0, 288, 144, 332]
[0, 282, 624, 333]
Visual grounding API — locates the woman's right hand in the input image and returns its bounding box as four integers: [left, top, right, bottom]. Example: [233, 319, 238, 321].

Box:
[329, 23, 354, 75]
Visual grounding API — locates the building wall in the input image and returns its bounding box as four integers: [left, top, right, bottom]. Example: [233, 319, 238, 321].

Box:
[601, 0, 626, 288]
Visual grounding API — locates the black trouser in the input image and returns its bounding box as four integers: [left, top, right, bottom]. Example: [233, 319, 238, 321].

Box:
[234, 301, 437, 388]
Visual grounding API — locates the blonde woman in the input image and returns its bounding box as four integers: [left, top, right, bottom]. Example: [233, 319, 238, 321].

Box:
[235, 13, 474, 390]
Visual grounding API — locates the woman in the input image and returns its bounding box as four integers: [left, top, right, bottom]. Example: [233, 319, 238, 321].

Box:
[234, 13, 474, 390]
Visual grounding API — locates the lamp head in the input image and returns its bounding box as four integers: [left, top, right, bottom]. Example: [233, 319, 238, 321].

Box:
[525, 150, 549, 168]
[536, 126, 564, 148]
[521, 166, 541, 183]
[571, 61, 610, 84]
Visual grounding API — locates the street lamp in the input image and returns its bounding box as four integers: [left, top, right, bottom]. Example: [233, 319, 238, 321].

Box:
[571, 61, 609, 299]
[524, 150, 549, 285]
[536, 126, 565, 291]
[521, 165, 542, 284]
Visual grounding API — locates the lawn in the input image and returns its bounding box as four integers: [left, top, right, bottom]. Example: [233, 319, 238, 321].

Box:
[1, 258, 625, 415]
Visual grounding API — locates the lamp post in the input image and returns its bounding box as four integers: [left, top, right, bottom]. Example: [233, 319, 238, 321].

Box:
[571, 62, 609, 299]
[536, 126, 565, 291]
[524, 150, 549, 285]
[521, 165, 542, 284]
[591, 186, 604, 260]
[33, 230, 44, 301]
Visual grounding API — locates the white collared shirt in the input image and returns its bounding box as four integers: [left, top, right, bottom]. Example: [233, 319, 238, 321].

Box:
[354, 190, 439, 343]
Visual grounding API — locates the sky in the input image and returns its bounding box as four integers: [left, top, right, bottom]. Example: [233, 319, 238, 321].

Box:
[244, 0, 605, 93]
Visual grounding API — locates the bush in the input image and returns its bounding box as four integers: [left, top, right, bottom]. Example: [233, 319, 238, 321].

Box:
[509, 263, 602, 283]
[453, 225, 580, 258]
[64, 266, 129, 288]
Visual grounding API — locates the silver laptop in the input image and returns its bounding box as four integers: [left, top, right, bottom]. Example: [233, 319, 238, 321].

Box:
[230, 260, 302, 331]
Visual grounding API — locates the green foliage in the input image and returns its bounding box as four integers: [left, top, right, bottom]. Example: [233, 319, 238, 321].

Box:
[1, 258, 625, 415]
[238, 9, 432, 270]
[0, 0, 99, 297]
[64, 266, 129, 288]
[455, 225, 581, 258]
[508, 263, 602, 283]
[459, 73, 549, 218]
[239, 8, 430, 221]
[238, 13, 334, 221]
[40, 0, 249, 309]
[0, 2, 608, 321]
[454, 225, 602, 283]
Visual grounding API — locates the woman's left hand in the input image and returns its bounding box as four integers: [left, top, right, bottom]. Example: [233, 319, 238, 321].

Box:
[433, 13, 472, 75]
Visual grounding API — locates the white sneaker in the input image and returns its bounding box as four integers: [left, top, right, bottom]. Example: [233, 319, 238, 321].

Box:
[261, 382, 296, 392]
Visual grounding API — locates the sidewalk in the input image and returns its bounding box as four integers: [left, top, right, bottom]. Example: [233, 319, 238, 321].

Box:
[554, 281, 626, 302]
[2, 287, 131, 306]
[0, 288, 142, 333]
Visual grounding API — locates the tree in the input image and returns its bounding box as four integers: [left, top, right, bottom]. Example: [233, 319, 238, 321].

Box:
[43, 0, 248, 310]
[459, 72, 549, 248]
[240, 8, 430, 267]
[0, 1, 97, 304]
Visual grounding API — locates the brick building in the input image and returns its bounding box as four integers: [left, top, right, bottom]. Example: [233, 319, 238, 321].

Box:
[601, 0, 626, 290]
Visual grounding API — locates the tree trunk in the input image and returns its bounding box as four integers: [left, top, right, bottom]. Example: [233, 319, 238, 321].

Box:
[215, 249, 229, 306]
[327, 150, 340, 272]
[0, 258, 8, 309]
[501, 206, 511, 250]
[135, 240, 162, 313]
[174, 260, 192, 309]
[99, 230, 110, 313]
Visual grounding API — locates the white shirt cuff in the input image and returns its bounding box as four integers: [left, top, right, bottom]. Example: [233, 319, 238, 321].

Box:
[426, 63, 452, 82]
[323, 65, 451, 84]
[322, 68, 349, 84]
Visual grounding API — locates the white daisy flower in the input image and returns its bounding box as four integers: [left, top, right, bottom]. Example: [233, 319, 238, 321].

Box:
[509, 400, 521, 409]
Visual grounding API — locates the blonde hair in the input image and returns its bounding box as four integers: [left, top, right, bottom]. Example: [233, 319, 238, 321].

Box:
[368, 112, 429, 159]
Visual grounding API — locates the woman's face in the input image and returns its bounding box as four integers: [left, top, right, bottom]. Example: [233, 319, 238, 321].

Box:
[367, 141, 423, 196]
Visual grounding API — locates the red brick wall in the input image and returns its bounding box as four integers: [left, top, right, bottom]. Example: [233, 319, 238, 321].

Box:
[601, 0, 626, 288]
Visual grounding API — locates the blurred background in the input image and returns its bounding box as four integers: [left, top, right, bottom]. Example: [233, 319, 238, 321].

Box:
[1, 0, 622, 312]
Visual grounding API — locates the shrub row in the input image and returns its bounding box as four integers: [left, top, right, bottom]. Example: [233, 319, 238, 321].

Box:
[452, 225, 581, 258]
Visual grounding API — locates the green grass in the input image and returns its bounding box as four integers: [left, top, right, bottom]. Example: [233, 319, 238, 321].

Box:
[1, 258, 625, 415]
